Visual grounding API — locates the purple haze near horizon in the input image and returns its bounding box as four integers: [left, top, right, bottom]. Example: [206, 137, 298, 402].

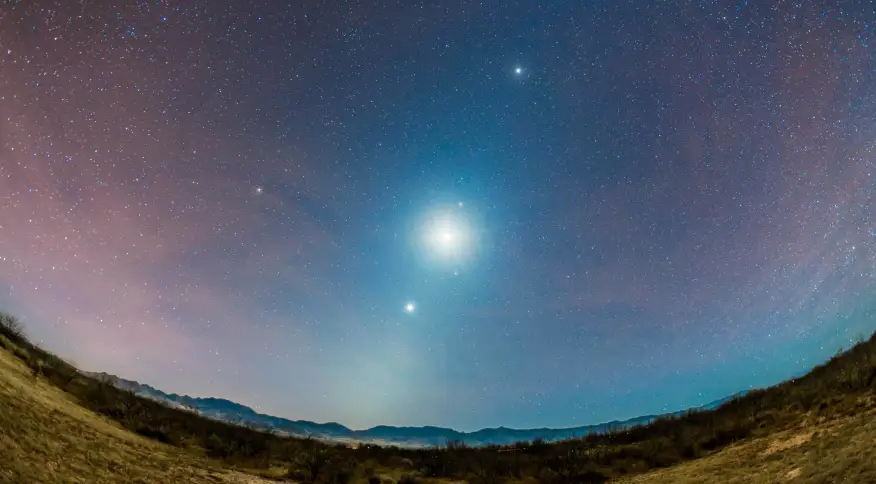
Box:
[1, 1, 875, 431]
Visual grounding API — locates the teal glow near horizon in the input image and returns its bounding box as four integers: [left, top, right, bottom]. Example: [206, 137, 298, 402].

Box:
[1, 1, 875, 431]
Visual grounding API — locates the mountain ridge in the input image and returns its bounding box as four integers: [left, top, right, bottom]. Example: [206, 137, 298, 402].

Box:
[86, 370, 748, 447]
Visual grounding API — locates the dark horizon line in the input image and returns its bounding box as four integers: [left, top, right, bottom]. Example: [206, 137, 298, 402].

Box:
[86, 369, 752, 435]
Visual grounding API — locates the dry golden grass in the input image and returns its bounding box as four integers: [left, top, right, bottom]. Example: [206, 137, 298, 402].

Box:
[1, 316, 875, 484]
[0, 346, 274, 484]
[619, 396, 876, 484]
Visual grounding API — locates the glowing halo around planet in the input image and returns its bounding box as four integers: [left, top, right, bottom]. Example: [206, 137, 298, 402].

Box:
[412, 203, 481, 270]
[423, 210, 472, 259]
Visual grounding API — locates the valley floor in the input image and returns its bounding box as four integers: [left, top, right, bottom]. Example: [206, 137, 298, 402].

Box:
[0, 346, 273, 483]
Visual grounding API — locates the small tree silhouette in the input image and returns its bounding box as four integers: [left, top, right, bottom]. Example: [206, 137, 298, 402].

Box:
[292, 447, 347, 483]
[468, 451, 509, 484]
[0, 312, 24, 341]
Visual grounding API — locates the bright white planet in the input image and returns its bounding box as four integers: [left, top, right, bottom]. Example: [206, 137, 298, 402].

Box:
[404, 302, 416, 313]
[422, 210, 473, 260]
[514, 66, 523, 75]
[412, 203, 480, 269]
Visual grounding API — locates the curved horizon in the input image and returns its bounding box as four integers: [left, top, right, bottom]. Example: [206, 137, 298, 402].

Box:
[1, 2, 874, 431]
[85, 367, 750, 435]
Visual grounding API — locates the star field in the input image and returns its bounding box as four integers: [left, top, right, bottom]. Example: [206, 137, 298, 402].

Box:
[1, 1, 876, 431]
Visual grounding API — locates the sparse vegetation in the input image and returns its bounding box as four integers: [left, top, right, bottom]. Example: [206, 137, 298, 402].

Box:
[1, 310, 875, 483]
[0, 312, 24, 343]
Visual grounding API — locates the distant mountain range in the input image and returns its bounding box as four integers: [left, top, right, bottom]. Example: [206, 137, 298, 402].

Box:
[85, 371, 747, 448]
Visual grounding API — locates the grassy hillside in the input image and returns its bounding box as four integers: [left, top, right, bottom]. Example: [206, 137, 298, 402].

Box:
[1, 311, 875, 483]
[0, 333, 279, 483]
[618, 395, 876, 483]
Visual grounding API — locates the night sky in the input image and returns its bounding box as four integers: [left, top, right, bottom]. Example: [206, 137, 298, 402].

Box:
[2, 1, 876, 432]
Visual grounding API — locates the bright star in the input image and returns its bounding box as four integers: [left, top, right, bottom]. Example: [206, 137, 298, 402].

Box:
[514, 66, 523, 75]
[405, 302, 416, 313]
[254, 186, 264, 195]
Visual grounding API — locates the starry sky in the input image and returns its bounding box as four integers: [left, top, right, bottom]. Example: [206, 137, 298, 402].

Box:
[2, 1, 876, 432]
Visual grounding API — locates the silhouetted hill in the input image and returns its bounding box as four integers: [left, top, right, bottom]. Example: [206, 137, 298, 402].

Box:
[2, 311, 875, 483]
[85, 370, 747, 447]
